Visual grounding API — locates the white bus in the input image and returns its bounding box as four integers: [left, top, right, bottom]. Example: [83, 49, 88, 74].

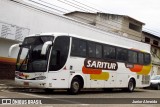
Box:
[9, 33, 152, 94]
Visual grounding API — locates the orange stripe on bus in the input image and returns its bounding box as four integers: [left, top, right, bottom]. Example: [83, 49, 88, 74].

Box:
[129, 64, 143, 72]
[82, 66, 102, 74]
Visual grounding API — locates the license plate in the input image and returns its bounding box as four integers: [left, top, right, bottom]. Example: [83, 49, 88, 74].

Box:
[24, 82, 29, 86]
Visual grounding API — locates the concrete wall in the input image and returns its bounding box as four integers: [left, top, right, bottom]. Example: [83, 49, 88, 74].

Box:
[0, 0, 150, 79]
[0, 38, 19, 57]
[65, 12, 143, 41]
[142, 32, 160, 76]
[96, 14, 123, 33]
[121, 17, 142, 41]
[65, 12, 96, 25]
[0, 62, 15, 79]
[0, 0, 149, 51]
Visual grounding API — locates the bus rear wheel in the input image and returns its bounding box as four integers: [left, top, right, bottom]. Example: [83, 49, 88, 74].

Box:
[127, 79, 135, 92]
[68, 77, 82, 95]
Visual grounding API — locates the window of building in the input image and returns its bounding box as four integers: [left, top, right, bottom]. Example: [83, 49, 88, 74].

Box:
[103, 45, 116, 60]
[153, 40, 159, 46]
[145, 37, 150, 43]
[129, 23, 141, 32]
[152, 47, 159, 58]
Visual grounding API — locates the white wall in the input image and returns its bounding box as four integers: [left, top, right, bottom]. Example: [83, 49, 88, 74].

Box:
[0, 0, 150, 59]
[0, 38, 19, 57]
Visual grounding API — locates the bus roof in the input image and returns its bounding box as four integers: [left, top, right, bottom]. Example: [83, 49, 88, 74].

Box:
[28, 32, 151, 53]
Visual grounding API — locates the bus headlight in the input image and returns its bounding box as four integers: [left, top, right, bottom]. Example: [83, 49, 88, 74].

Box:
[35, 76, 46, 80]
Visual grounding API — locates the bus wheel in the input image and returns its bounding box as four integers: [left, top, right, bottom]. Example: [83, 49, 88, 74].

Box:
[127, 79, 135, 92]
[68, 77, 81, 95]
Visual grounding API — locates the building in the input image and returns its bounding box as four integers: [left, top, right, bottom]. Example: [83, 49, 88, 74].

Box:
[142, 31, 160, 76]
[1, 0, 147, 79]
[65, 11, 145, 41]
[65, 11, 160, 76]
[0, 0, 159, 79]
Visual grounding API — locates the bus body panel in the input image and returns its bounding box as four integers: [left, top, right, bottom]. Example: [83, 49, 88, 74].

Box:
[12, 34, 151, 92]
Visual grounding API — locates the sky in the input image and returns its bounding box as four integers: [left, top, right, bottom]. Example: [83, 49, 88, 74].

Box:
[27, 0, 160, 37]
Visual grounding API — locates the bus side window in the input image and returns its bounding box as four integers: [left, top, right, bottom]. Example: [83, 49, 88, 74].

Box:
[79, 40, 87, 57]
[96, 44, 102, 58]
[128, 51, 138, 64]
[49, 36, 70, 71]
[103, 45, 116, 60]
[138, 52, 144, 64]
[71, 38, 87, 57]
[88, 42, 96, 58]
[144, 53, 151, 65]
[50, 50, 60, 66]
[116, 48, 128, 62]
[71, 38, 79, 56]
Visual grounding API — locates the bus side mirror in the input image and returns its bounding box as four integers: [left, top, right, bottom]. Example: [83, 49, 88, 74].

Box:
[41, 41, 52, 55]
[8, 43, 21, 57]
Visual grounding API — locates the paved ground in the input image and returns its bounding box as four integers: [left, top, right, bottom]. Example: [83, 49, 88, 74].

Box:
[0, 80, 23, 89]
[0, 80, 160, 107]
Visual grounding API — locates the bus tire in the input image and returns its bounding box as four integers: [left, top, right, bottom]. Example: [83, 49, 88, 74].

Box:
[68, 77, 82, 95]
[127, 79, 135, 92]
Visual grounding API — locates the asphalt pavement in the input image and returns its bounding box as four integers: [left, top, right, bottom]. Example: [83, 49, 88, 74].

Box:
[0, 79, 25, 91]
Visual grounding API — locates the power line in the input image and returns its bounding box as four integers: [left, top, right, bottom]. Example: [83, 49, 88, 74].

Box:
[57, 0, 89, 12]
[52, 0, 142, 30]
[70, 0, 102, 12]
[32, 0, 160, 35]
[38, 0, 70, 13]
[27, 0, 142, 40]
[27, 0, 160, 37]
[63, 0, 97, 12]
[27, 0, 66, 14]
[62, 0, 160, 36]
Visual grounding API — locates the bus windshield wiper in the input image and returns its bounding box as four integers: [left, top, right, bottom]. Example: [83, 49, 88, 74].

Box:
[18, 51, 29, 71]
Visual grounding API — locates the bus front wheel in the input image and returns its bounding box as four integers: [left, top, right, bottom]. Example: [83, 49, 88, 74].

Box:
[68, 77, 82, 95]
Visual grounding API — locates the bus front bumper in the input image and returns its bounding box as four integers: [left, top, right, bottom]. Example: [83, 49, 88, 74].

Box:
[15, 78, 48, 88]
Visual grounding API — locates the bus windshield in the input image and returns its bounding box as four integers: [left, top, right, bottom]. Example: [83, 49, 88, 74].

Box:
[16, 36, 54, 72]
